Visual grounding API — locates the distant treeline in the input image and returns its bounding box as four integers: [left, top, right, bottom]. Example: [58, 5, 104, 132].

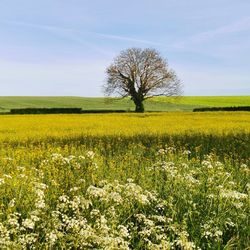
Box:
[193, 106, 250, 112]
[10, 108, 82, 114]
[81, 110, 127, 113]
[10, 108, 128, 114]
[7, 106, 250, 114]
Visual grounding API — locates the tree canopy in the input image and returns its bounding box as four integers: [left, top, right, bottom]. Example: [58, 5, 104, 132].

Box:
[104, 48, 182, 112]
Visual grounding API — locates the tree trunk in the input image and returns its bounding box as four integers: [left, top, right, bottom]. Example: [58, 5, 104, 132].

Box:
[134, 99, 144, 112]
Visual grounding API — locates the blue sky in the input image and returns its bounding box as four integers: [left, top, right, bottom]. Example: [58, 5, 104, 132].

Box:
[0, 0, 249, 96]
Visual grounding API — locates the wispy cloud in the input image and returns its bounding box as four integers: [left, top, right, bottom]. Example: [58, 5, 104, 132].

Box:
[175, 16, 250, 48]
[95, 33, 164, 46]
[0, 19, 75, 33]
[1, 19, 173, 57]
[0, 20, 115, 57]
[1, 20, 165, 47]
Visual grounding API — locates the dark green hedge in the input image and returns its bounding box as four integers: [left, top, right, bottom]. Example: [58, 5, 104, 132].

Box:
[10, 108, 82, 114]
[10, 108, 129, 114]
[81, 110, 127, 113]
[193, 106, 250, 112]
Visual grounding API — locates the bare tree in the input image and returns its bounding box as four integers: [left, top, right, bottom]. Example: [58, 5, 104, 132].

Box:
[104, 48, 182, 112]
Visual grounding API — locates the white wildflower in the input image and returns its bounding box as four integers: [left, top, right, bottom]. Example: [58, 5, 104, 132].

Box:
[51, 153, 62, 158]
[240, 163, 248, 169]
[166, 146, 175, 153]
[35, 199, 45, 209]
[175, 231, 196, 250]
[233, 202, 244, 208]
[224, 218, 235, 229]
[70, 187, 79, 192]
[78, 178, 85, 183]
[3, 174, 12, 179]
[240, 164, 249, 173]
[150, 215, 166, 223]
[22, 218, 35, 230]
[157, 148, 166, 155]
[220, 189, 248, 200]
[135, 213, 146, 222]
[202, 160, 213, 169]
[79, 155, 85, 160]
[17, 166, 26, 171]
[8, 198, 16, 208]
[46, 231, 58, 245]
[185, 174, 200, 185]
[202, 221, 223, 241]
[214, 230, 223, 238]
[30, 214, 40, 223]
[7, 214, 20, 228]
[69, 196, 81, 211]
[3, 157, 13, 161]
[138, 194, 150, 205]
[0, 223, 10, 244]
[19, 174, 27, 178]
[126, 178, 134, 183]
[90, 209, 100, 218]
[182, 150, 191, 155]
[18, 233, 38, 246]
[92, 162, 98, 170]
[181, 163, 189, 169]
[34, 182, 47, 190]
[59, 195, 69, 203]
[118, 225, 130, 238]
[109, 192, 123, 204]
[87, 186, 106, 199]
[215, 161, 223, 168]
[86, 151, 95, 159]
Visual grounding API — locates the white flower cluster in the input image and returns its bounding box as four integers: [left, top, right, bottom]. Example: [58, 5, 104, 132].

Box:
[0, 150, 248, 249]
[201, 220, 223, 242]
[0, 176, 198, 249]
[45, 179, 164, 249]
[220, 189, 248, 200]
[157, 146, 176, 155]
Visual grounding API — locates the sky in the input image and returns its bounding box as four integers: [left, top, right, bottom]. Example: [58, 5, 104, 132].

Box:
[0, 0, 249, 96]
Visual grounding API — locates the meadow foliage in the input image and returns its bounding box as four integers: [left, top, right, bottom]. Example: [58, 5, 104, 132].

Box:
[0, 149, 249, 249]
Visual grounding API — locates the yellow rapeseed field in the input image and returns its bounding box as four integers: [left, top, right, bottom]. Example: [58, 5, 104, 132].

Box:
[0, 112, 249, 142]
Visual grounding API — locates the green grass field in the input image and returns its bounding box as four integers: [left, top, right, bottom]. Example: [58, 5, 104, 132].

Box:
[0, 96, 249, 112]
[153, 96, 250, 107]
